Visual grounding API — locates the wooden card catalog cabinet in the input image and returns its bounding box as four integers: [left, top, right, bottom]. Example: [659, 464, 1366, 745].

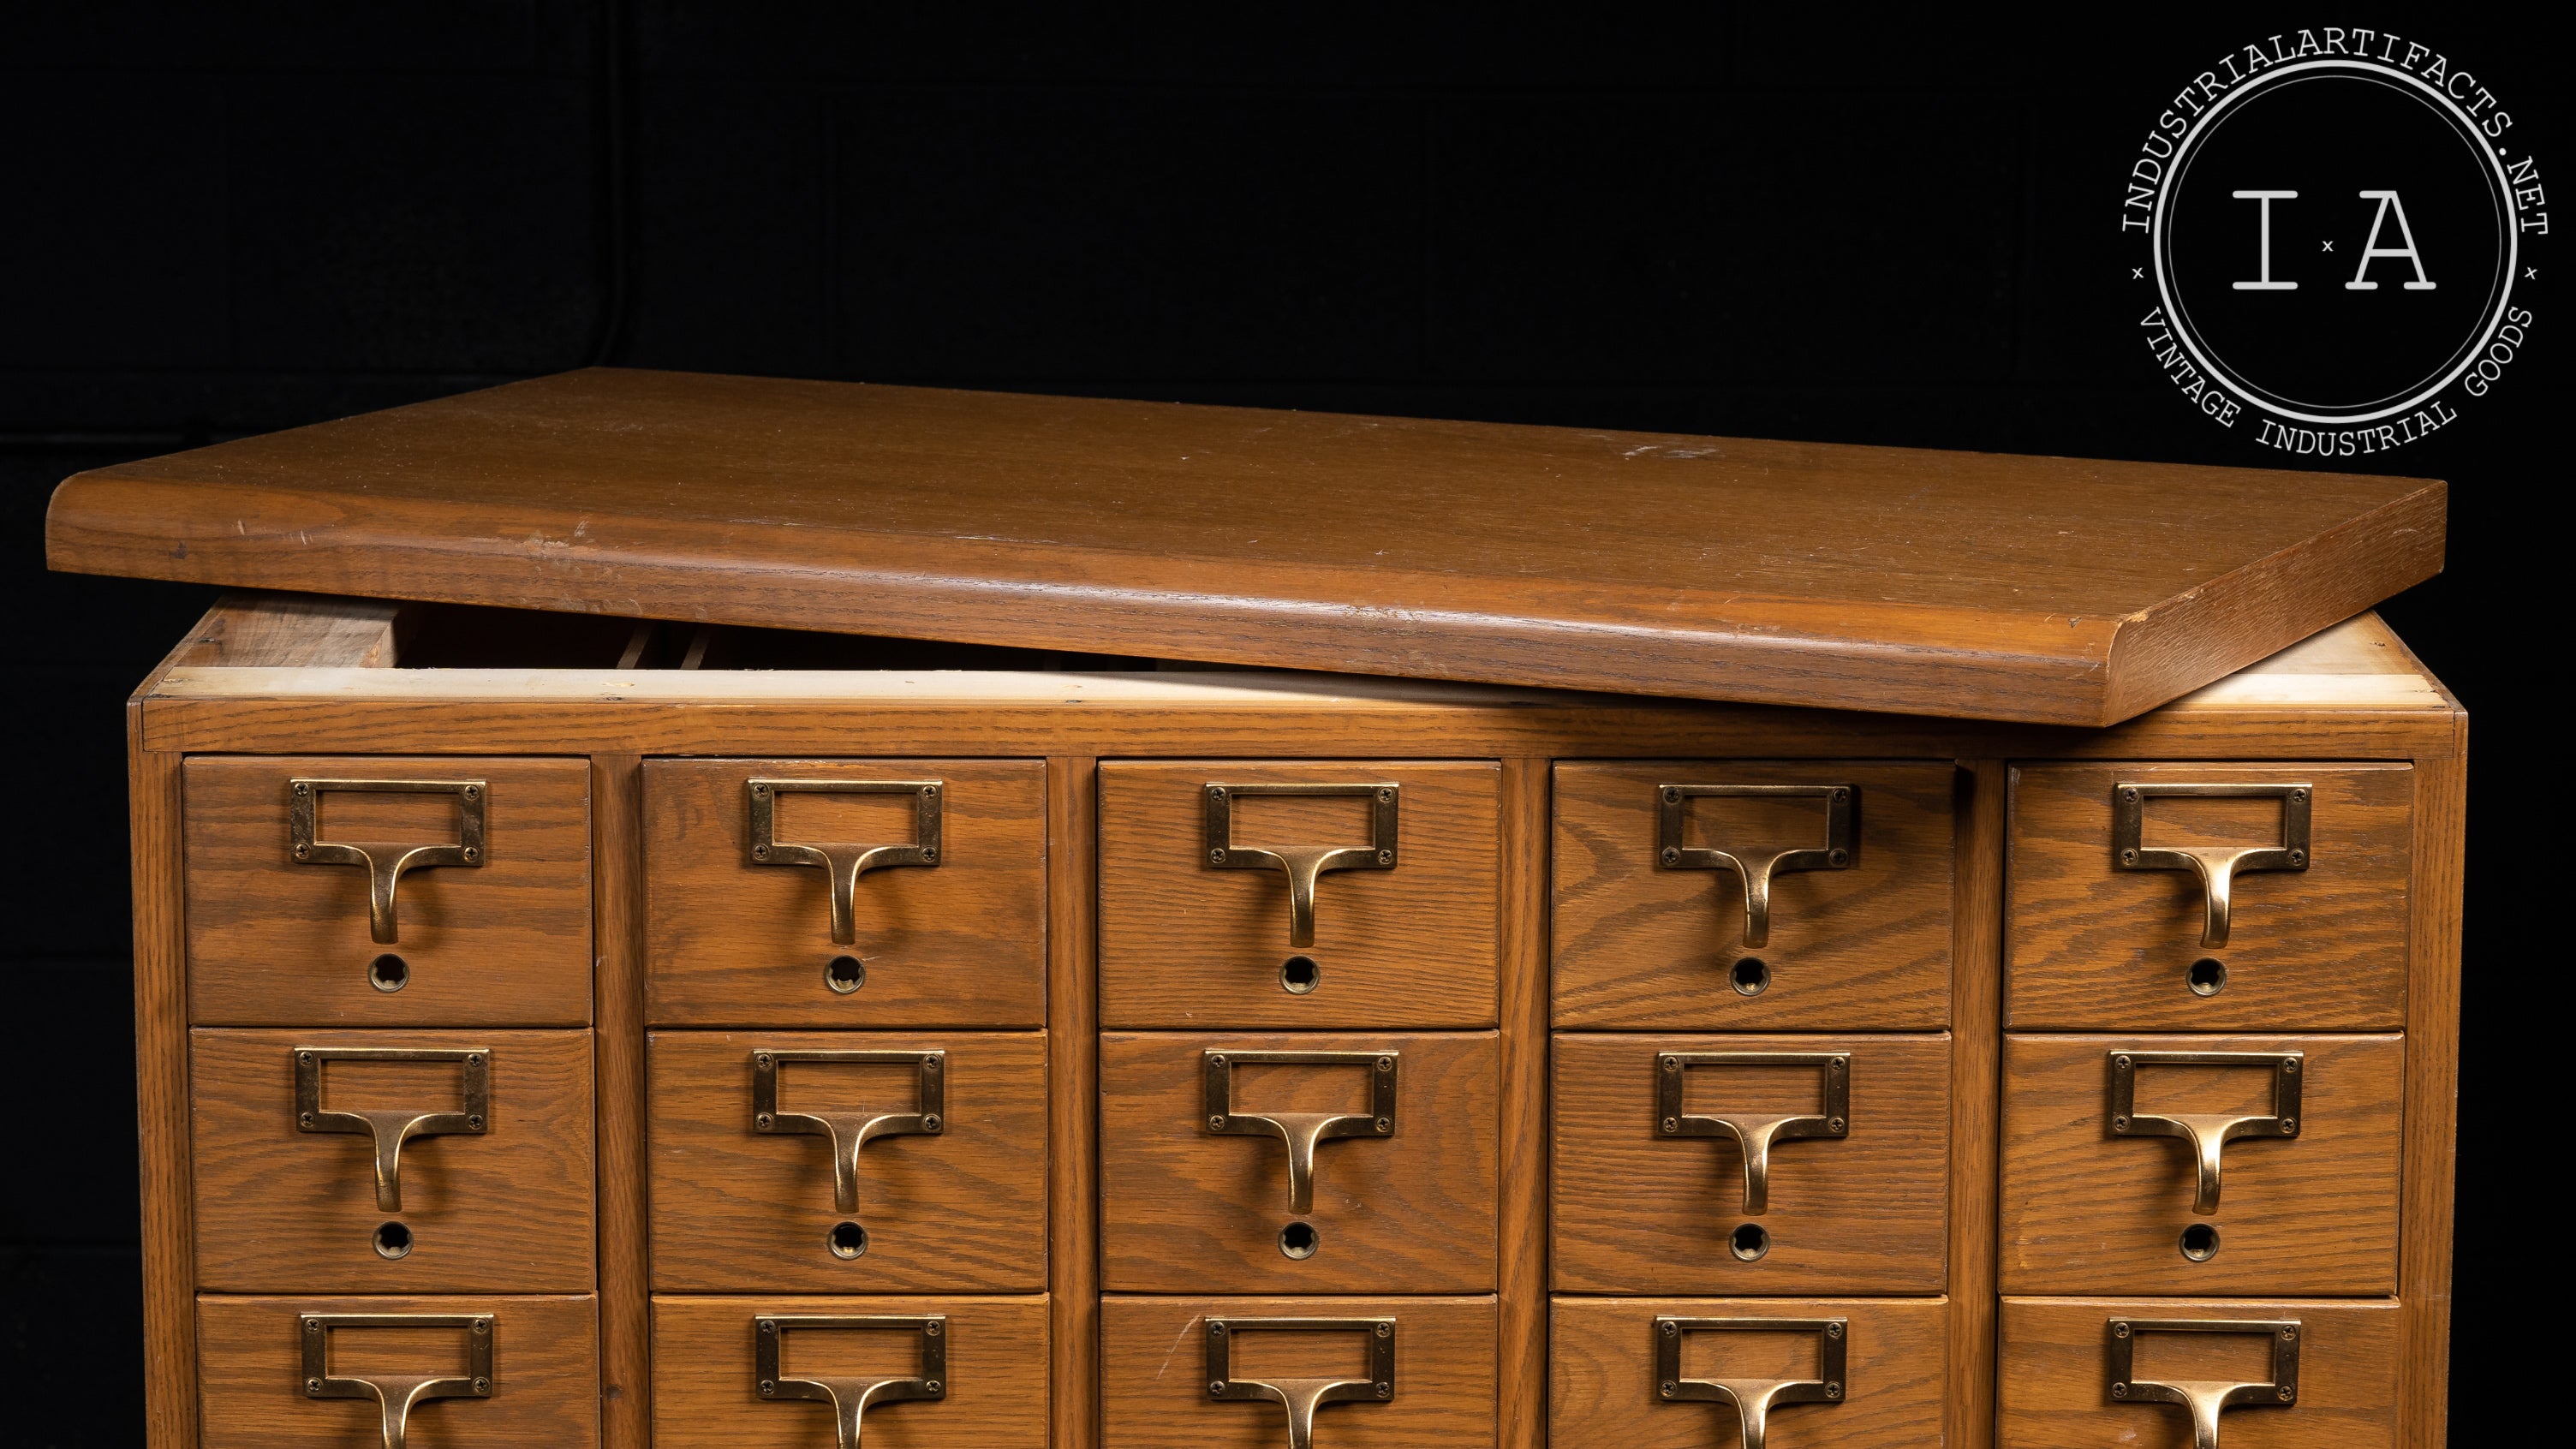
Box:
[50, 372, 2461, 1446]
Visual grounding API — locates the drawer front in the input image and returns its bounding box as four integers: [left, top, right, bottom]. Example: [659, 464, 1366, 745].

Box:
[1998, 1297, 2398, 1447]
[192, 1029, 595, 1292]
[645, 759, 1048, 1028]
[198, 1292, 599, 1448]
[1099, 1031, 1499, 1293]
[1101, 1295, 1498, 1447]
[185, 756, 593, 1026]
[2007, 763, 2412, 1029]
[1553, 762, 1956, 1029]
[1553, 1034, 1950, 1294]
[1100, 760, 1500, 1028]
[647, 1030, 1048, 1292]
[2000, 1035, 2402, 1296]
[1549, 1296, 1948, 1447]
[651, 1294, 1049, 1447]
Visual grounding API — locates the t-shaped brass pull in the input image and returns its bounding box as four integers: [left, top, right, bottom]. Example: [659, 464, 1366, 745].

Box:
[752, 1049, 946, 1215]
[1656, 784, 1855, 950]
[1654, 1316, 1847, 1449]
[295, 1046, 492, 1213]
[301, 1312, 494, 1449]
[1655, 1052, 1850, 1215]
[1205, 1050, 1398, 1215]
[748, 779, 944, 947]
[754, 1315, 947, 1449]
[2108, 1051, 2303, 1215]
[1202, 783, 1399, 949]
[289, 778, 487, 945]
[2113, 783, 2311, 949]
[1207, 1317, 1395, 1449]
[2108, 1317, 2302, 1449]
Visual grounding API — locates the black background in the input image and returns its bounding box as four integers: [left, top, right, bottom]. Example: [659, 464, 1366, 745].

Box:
[1, 7, 2554, 1443]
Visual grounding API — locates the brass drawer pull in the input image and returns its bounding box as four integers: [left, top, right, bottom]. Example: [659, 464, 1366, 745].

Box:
[752, 1049, 946, 1215]
[748, 778, 944, 946]
[295, 1046, 492, 1213]
[2112, 782, 2312, 949]
[289, 778, 487, 945]
[1206, 1316, 1395, 1449]
[2108, 1317, 2301, 1449]
[1654, 1315, 1847, 1449]
[755, 1314, 947, 1449]
[301, 1312, 494, 1449]
[1656, 784, 1855, 949]
[1202, 782, 1400, 949]
[1656, 1051, 1850, 1215]
[2108, 1051, 2303, 1215]
[1204, 1050, 1399, 1215]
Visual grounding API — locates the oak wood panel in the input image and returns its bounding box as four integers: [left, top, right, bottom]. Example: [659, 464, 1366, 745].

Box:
[592, 754, 651, 1441]
[1098, 1032, 1498, 1294]
[1998, 1297, 2399, 1448]
[129, 737, 195, 1449]
[2007, 762, 2412, 1029]
[49, 367, 2447, 724]
[647, 1030, 1047, 1292]
[1552, 761, 1954, 1029]
[198, 1293, 600, 1448]
[2400, 735, 2464, 1449]
[1949, 760, 2006, 1449]
[643, 758, 1048, 1029]
[1046, 758, 1101, 1449]
[1999, 1035, 2403, 1295]
[1552, 1034, 1951, 1294]
[191, 1029, 595, 1292]
[1549, 1296, 1948, 1447]
[177, 591, 402, 665]
[1099, 760, 1500, 1029]
[649, 1294, 1050, 1447]
[1496, 759, 1549, 1449]
[184, 754, 594, 1026]
[1100, 1295, 1497, 1447]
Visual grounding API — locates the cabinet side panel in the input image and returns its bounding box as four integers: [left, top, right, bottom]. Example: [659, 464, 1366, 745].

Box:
[2402, 729, 2465, 1448]
[1050, 756, 1100, 1449]
[1950, 760, 2004, 1449]
[1500, 758, 1550, 1449]
[594, 754, 648, 1444]
[130, 726, 194, 1449]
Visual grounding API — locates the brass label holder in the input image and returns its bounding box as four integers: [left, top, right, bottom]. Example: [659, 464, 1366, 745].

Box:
[1206, 1316, 1396, 1449]
[754, 1314, 947, 1449]
[1203, 1050, 1399, 1216]
[2108, 1050, 2303, 1215]
[1655, 784, 1855, 949]
[295, 1046, 492, 1213]
[289, 778, 487, 945]
[2108, 1317, 2301, 1449]
[1202, 782, 1399, 949]
[1654, 1315, 1848, 1449]
[1656, 1051, 1851, 1215]
[301, 1311, 493, 1449]
[752, 1048, 946, 1215]
[747, 778, 944, 947]
[2112, 782, 2311, 949]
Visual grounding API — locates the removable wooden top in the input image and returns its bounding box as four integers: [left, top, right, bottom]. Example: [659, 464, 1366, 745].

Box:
[46, 368, 2445, 724]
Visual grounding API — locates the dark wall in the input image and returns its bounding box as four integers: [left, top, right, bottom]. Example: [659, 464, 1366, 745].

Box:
[3, 7, 2550, 1443]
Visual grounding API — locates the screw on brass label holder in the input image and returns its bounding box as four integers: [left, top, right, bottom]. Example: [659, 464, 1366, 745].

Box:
[288, 778, 487, 945]
[1655, 784, 1856, 950]
[1655, 1051, 1851, 1216]
[1654, 1316, 1848, 1449]
[1206, 1316, 1396, 1449]
[1203, 1050, 1399, 1216]
[294, 1046, 492, 1214]
[301, 1312, 493, 1449]
[2112, 782, 2312, 950]
[2108, 1317, 2302, 1449]
[1202, 782, 1399, 949]
[751, 1048, 946, 1216]
[754, 1314, 947, 1449]
[2107, 1050, 2304, 1215]
[746, 778, 945, 947]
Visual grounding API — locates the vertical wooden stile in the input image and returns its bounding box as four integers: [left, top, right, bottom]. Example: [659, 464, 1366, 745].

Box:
[593, 754, 649, 1446]
[1498, 758, 1551, 1447]
[1947, 760, 2007, 1449]
[2400, 726, 2466, 1449]
[1047, 756, 1102, 1449]
[128, 717, 195, 1449]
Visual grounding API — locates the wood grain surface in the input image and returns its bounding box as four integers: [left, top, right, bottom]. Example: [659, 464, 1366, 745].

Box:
[1998, 1297, 2398, 1448]
[643, 759, 1047, 1029]
[1999, 1035, 2402, 1296]
[1552, 1034, 1951, 1294]
[1046, 759, 1102, 1449]
[198, 1292, 600, 1448]
[185, 754, 594, 1026]
[128, 736, 197, 1449]
[649, 1294, 1049, 1447]
[176, 591, 402, 666]
[647, 1030, 1048, 1293]
[2007, 762, 2412, 1030]
[1551, 762, 1955, 1029]
[593, 754, 653, 1443]
[1495, 759, 1549, 1449]
[1098, 1032, 1497, 1293]
[1948, 760, 2006, 1449]
[1549, 1296, 1948, 1448]
[1100, 1295, 1497, 1448]
[2400, 736, 2465, 1449]
[191, 1028, 595, 1292]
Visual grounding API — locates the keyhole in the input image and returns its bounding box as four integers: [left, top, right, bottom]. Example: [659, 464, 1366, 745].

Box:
[1730, 957, 1770, 997]
[2187, 957, 2227, 996]
[367, 953, 409, 993]
[1278, 1222, 1320, 1260]
[1729, 1223, 1770, 1261]
[373, 1221, 413, 1259]
[2179, 1223, 2222, 1261]
[827, 1221, 868, 1260]
[825, 956, 867, 994]
[1279, 956, 1322, 994]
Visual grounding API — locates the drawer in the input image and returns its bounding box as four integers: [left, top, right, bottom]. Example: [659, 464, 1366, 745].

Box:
[1553, 762, 1956, 1029]
[2000, 1035, 2401, 1295]
[191, 1029, 594, 1292]
[2007, 763, 2412, 1029]
[1553, 1033, 1950, 1294]
[1099, 1031, 1498, 1293]
[647, 1030, 1048, 1292]
[185, 755, 593, 1026]
[1099, 760, 1500, 1028]
[198, 1292, 599, 1448]
[651, 1294, 1049, 1447]
[1998, 1297, 2398, 1447]
[645, 759, 1048, 1028]
[1550, 1296, 1947, 1447]
[1101, 1295, 1497, 1447]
